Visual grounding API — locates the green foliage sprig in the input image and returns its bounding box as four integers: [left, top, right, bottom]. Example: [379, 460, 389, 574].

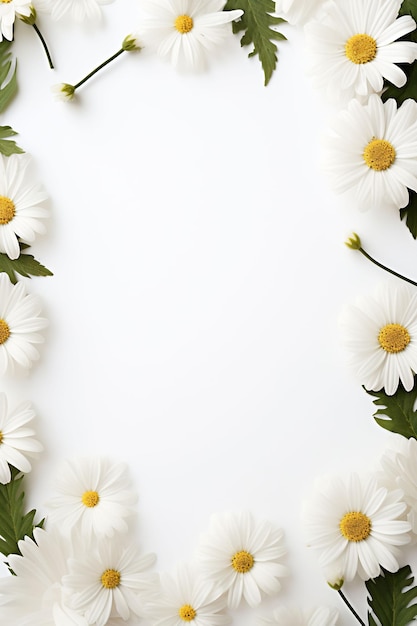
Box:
[0, 126, 23, 156]
[366, 566, 417, 626]
[0, 243, 53, 284]
[0, 41, 17, 114]
[365, 379, 417, 438]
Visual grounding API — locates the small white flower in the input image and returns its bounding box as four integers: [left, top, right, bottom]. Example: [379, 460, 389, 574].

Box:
[51, 83, 76, 102]
[46, 456, 138, 537]
[0, 392, 42, 483]
[257, 605, 339, 626]
[37, 0, 113, 21]
[0, 273, 47, 375]
[275, 0, 326, 26]
[303, 473, 410, 583]
[196, 511, 287, 609]
[0, 0, 31, 41]
[322, 95, 417, 212]
[305, 0, 417, 102]
[139, 0, 243, 70]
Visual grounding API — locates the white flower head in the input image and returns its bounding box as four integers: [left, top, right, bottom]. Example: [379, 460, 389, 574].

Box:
[51, 83, 76, 102]
[305, 0, 417, 102]
[0, 273, 48, 375]
[0, 153, 48, 260]
[0, 392, 42, 483]
[257, 605, 339, 626]
[322, 95, 417, 212]
[139, 0, 243, 70]
[275, 0, 326, 26]
[304, 473, 410, 583]
[196, 511, 288, 609]
[146, 562, 231, 626]
[340, 281, 417, 396]
[37, 0, 113, 21]
[46, 456, 138, 537]
[0, 0, 31, 41]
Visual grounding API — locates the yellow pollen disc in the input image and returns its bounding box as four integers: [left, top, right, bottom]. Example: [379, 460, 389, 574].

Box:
[81, 490, 100, 507]
[101, 568, 121, 589]
[340, 511, 372, 542]
[0, 319, 10, 345]
[363, 138, 396, 171]
[0, 196, 15, 225]
[345, 33, 377, 64]
[378, 323, 410, 353]
[175, 14, 194, 34]
[231, 550, 254, 573]
[0, 0, 12, 4]
[178, 604, 197, 621]
[0, 432, 3, 444]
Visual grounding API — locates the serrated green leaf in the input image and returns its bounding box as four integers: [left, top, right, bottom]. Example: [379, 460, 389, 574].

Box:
[224, 0, 286, 86]
[0, 125, 24, 156]
[400, 0, 417, 22]
[0, 41, 17, 114]
[0, 242, 53, 284]
[365, 378, 417, 438]
[366, 566, 417, 626]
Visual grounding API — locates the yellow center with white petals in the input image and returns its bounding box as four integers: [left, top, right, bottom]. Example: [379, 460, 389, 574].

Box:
[81, 490, 100, 507]
[345, 33, 377, 64]
[101, 568, 121, 589]
[178, 604, 197, 621]
[378, 323, 410, 353]
[363, 138, 396, 171]
[339, 511, 371, 542]
[0, 319, 10, 345]
[175, 14, 193, 34]
[0, 196, 15, 225]
[231, 550, 254, 573]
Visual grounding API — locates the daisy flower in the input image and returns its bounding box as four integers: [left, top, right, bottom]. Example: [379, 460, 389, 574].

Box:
[0, 153, 48, 260]
[46, 456, 138, 537]
[196, 511, 287, 609]
[322, 95, 417, 212]
[0, 0, 31, 41]
[340, 281, 417, 396]
[0, 392, 42, 484]
[63, 536, 156, 626]
[305, 0, 417, 102]
[139, 0, 243, 70]
[0, 273, 48, 375]
[35, 0, 114, 21]
[257, 606, 339, 626]
[275, 0, 325, 26]
[303, 473, 410, 583]
[147, 563, 231, 626]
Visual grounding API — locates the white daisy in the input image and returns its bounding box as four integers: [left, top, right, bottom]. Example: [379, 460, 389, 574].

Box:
[36, 0, 113, 22]
[0, 0, 31, 41]
[0, 153, 48, 260]
[196, 511, 287, 609]
[0, 273, 47, 375]
[63, 536, 156, 626]
[303, 473, 410, 583]
[139, 0, 243, 70]
[46, 456, 138, 537]
[257, 606, 339, 626]
[0, 392, 42, 483]
[147, 563, 231, 626]
[340, 281, 417, 396]
[305, 0, 417, 102]
[275, 0, 326, 26]
[322, 95, 417, 212]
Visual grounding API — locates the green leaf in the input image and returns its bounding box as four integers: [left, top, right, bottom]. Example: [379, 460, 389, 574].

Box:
[0, 243, 53, 284]
[366, 566, 417, 626]
[365, 377, 417, 438]
[400, 0, 417, 23]
[0, 41, 17, 114]
[224, 0, 287, 86]
[0, 125, 24, 157]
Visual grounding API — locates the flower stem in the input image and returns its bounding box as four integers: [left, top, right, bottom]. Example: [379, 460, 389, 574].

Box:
[358, 247, 417, 287]
[73, 48, 125, 92]
[338, 590, 366, 626]
[32, 23, 54, 69]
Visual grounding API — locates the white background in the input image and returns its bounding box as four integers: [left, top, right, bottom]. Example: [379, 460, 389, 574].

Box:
[3, 1, 417, 624]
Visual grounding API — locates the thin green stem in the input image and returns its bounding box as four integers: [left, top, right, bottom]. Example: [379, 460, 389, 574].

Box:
[74, 48, 125, 91]
[338, 590, 366, 626]
[32, 23, 54, 69]
[358, 247, 417, 287]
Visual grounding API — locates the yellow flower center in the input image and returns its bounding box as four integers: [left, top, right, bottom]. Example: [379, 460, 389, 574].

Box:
[81, 490, 100, 507]
[101, 568, 121, 589]
[0, 432, 3, 444]
[0, 196, 15, 225]
[363, 138, 396, 171]
[175, 14, 194, 34]
[178, 604, 197, 621]
[345, 33, 377, 64]
[0, 319, 10, 345]
[231, 550, 254, 573]
[0, 1, 12, 4]
[378, 323, 410, 353]
[340, 511, 372, 542]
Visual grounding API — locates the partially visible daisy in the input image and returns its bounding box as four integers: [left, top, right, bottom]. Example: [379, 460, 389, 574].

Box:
[303, 473, 410, 583]
[63, 536, 156, 626]
[340, 281, 417, 395]
[46, 456, 138, 537]
[275, 0, 326, 26]
[0, 152, 48, 261]
[0, 392, 42, 484]
[0, 0, 31, 41]
[196, 511, 287, 609]
[139, 0, 243, 70]
[257, 605, 339, 626]
[322, 95, 417, 212]
[146, 563, 231, 626]
[0, 273, 48, 375]
[36, 0, 113, 21]
[305, 0, 417, 102]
